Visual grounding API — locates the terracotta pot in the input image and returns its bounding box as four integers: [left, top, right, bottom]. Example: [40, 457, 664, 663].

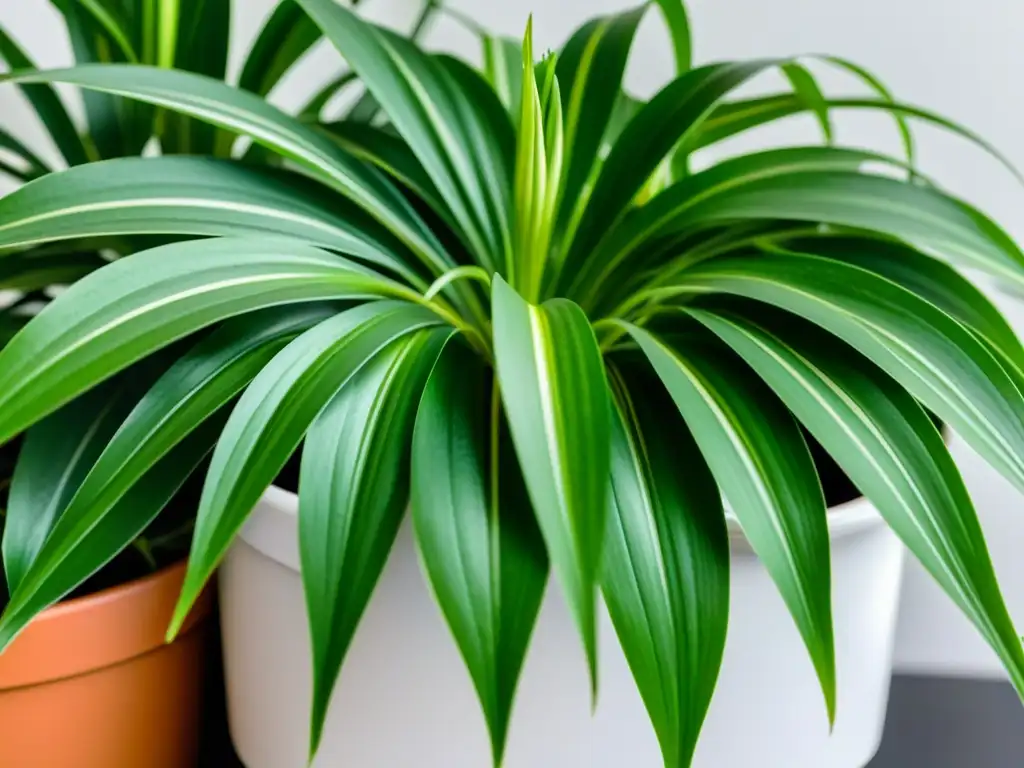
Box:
[0, 561, 214, 768]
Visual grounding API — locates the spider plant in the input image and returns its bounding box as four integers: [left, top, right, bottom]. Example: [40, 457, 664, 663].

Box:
[0, 0, 1023, 765]
[0, 0, 439, 592]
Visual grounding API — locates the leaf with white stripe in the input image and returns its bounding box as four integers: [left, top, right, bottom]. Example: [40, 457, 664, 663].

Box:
[557, 60, 778, 292]
[302, 327, 449, 757]
[603, 364, 728, 768]
[621, 321, 836, 724]
[170, 300, 443, 636]
[690, 306, 1024, 698]
[669, 252, 1024, 496]
[0, 236, 408, 444]
[0, 24, 90, 166]
[412, 340, 547, 765]
[0, 64, 451, 274]
[491, 275, 610, 694]
[0, 156, 426, 286]
[3, 376, 144, 592]
[293, 0, 514, 270]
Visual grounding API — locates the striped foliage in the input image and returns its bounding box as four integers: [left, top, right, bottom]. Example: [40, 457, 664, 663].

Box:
[1, 1, 1023, 766]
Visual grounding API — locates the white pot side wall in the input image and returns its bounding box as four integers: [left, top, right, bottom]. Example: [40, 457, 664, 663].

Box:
[2, 0, 1023, 678]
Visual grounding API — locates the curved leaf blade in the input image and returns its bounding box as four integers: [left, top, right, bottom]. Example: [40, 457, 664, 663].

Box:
[169, 300, 443, 636]
[491, 275, 610, 694]
[0, 64, 451, 274]
[0, 236, 404, 444]
[603, 364, 728, 768]
[293, 0, 514, 270]
[0, 25, 90, 166]
[302, 327, 449, 757]
[621, 321, 836, 723]
[0, 416, 224, 652]
[412, 339, 548, 764]
[672, 252, 1024, 495]
[690, 306, 1024, 697]
[0, 156, 426, 285]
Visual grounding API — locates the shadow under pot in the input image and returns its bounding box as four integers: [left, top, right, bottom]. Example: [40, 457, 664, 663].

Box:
[0, 561, 214, 768]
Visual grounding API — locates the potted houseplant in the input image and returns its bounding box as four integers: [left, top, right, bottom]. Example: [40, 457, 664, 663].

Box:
[0, 1, 439, 765]
[0, 0, 1023, 766]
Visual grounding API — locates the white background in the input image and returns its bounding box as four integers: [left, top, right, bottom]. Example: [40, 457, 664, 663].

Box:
[2, 0, 1023, 678]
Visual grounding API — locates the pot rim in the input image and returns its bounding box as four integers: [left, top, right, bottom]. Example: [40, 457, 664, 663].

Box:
[0, 559, 213, 690]
[240, 485, 883, 574]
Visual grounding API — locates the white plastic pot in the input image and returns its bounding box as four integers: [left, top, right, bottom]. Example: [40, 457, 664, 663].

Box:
[220, 486, 905, 768]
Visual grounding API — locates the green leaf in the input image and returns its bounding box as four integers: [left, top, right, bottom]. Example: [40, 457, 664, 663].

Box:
[653, 0, 691, 74]
[491, 275, 610, 695]
[301, 326, 449, 757]
[0, 303, 331, 651]
[293, 0, 514, 271]
[0, 64, 451, 274]
[558, 60, 777, 292]
[0, 236, 408, 444]
[0, 415, 224, 652]
[689, 306, 1024, 698]
[620, 321, 836, 723]
[512, 21, 563, 301]
[669, 252, 1024, 496]
[583, 146, 904, 306]
[56, 0, 136, 159]
[169, 300, 444, 636]
[781, 62, 832, 143]
[784, 235, 1024, 371]
[591, 147, 1024, 305]
[3, 378, 140, 591]
[412, 339, 548, 765]
[164, 0, 232, 155]
[554, 6, 646, 246]
[683, 93, 804, 152]
[0, 126, 49, 180]
[0, 248, 107, 292]
[300, 71, 357, 121]
[0, 24, 91, 166]
[238, 0, 321, 97]
[602, 364, 728, 768]
[0, 156, 427, 286]
[482, 34, 522, 115]
[316, 121, 444, 217]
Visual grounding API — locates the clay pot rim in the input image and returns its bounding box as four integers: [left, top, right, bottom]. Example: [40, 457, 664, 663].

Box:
[29, 559, 192, 622]
[0, 558, 213, 690]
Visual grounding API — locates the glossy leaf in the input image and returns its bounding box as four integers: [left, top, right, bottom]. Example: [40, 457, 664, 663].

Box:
[169, 300, 443, 636]
[670, 252, 1024, 495]
[784, 235, 1024, 371]
[558, 60, 777, 291]
[0, 156, 426, 285]
[0, 64, 451, 273]
[690, 306, 1024, 697]
[412, 339, 547, 764]
[293, 0, 513, 270]
[603, 364, 728, 768]
[554, 6, 646, 244]
[238, 0, 321, 97]
[491, 275, 610, 693]
[301, 327, 449, 756]
[621, 321, 836, 723]
[590, 147, 1024, 306]
[0, 237, 406, 444]
[0, 416, 224, 652]
[653, 0, 692, 74]
[3, 379, 139, 591]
